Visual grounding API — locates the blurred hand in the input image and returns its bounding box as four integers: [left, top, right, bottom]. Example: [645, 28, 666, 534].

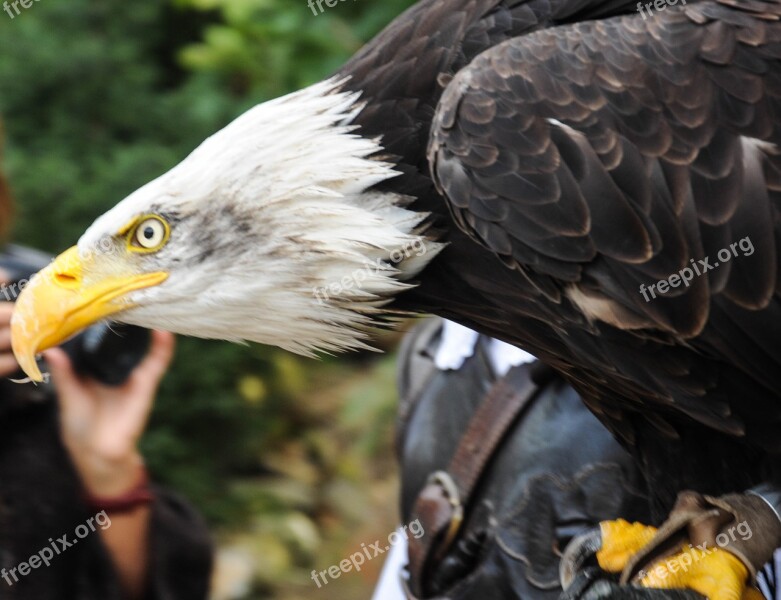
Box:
[0, 302, 21, 377]
[44, 330, 175, 497]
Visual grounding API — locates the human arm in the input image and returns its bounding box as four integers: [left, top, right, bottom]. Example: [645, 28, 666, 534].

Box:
[44, 330, 175, 599]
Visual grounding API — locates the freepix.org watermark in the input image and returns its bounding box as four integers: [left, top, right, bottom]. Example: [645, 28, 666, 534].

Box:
[637, 0, 687, 21]
[638, 520, 752, 581]
[310, 518, 424, 588]
[0, 277, 28, 302]
[1, 511, 112, 587]
[312, 239, 428, 306]
[307, 0, 355, 16]
[3, 0, 42, 20]
[0, 240, 118, 302]
[639, 236, 754, 303]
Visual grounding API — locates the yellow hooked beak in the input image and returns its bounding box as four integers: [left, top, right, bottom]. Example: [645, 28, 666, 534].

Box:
[10, 245, 168, 382]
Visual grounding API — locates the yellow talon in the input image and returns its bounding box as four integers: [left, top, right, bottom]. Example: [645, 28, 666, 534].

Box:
[596, 519, 658, 573]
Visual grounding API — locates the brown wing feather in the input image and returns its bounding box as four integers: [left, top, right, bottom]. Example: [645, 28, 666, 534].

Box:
[428, 1, 781, 493]
[336, 0, 774, 507]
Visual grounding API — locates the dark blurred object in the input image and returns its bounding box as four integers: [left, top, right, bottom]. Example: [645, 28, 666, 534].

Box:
[0, 118, 14, 241]
[396, 319, 651, 599]
[0, 244, 150, 386]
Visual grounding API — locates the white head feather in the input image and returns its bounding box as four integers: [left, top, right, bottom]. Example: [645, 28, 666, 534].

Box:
[77, 78, 443, 354]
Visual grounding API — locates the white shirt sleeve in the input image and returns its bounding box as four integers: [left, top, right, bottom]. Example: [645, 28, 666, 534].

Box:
[435, 320, 535, 375]
[758, 548, 780, 600]
[370, 534, 409, 600]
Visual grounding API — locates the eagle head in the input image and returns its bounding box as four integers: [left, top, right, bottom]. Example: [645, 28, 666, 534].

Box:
[11, 79, 442, 381]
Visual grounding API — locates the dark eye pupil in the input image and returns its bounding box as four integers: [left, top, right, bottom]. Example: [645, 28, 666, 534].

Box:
[143, 227, 155, 239]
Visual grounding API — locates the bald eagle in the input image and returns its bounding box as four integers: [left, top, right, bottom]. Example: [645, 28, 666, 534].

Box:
[10, 0, 781, 596]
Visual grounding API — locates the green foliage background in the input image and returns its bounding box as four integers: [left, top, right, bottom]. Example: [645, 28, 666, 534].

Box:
[0, 0, 416, 598]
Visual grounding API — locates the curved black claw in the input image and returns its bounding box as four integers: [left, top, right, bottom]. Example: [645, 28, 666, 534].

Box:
[561, 527, 603, 589]
[559, 570, 706, 600]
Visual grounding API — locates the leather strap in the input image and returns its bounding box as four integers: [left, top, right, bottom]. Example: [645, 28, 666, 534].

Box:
[406, 364, 539, 597]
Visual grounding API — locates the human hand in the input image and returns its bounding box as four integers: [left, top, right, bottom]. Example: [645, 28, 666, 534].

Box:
[0, 301, 21, 377]
[44, 330, 175, 496]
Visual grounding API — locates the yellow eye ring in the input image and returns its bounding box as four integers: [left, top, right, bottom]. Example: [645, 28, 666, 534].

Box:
[126, 215, 170, 253]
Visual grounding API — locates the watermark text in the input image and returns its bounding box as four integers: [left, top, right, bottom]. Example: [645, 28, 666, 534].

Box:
[2, 511, 112, 587]
[639, 236, 754, 302]
[310, 518, 424, 588]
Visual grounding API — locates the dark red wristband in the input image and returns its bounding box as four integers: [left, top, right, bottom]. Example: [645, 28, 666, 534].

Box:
[83, 467, 154, 514]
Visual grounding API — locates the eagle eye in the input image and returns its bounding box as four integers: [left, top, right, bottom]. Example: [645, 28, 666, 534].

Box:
[127, 215, 170, 253]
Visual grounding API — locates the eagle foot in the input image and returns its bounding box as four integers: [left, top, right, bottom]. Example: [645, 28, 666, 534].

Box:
[561, 516, 766, 600]
[560, 520, 658, 586]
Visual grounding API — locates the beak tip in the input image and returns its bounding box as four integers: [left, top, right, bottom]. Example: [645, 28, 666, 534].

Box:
[26, 363, 45, 384]
[10, 342, 44, 384]
[10, 314, 44, 384]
